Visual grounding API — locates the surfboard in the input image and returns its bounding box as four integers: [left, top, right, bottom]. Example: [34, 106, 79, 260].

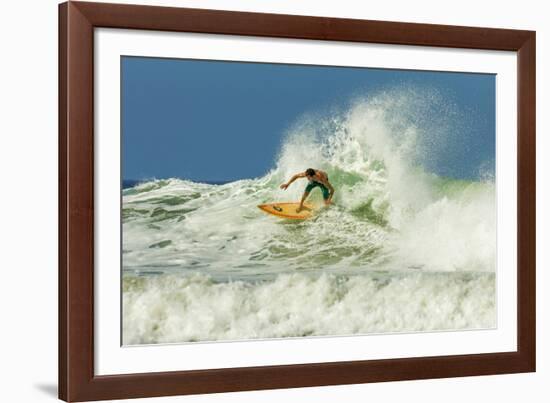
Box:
[257, 202, 316, 220]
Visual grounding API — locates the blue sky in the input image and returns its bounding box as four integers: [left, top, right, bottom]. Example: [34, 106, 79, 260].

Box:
[122, 56, 495, 182]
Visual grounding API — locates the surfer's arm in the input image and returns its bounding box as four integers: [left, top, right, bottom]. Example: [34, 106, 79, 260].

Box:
[280, 172, 305, 190]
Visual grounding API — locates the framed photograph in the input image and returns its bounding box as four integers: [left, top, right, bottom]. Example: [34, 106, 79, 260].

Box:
[59, 1, 536, 401]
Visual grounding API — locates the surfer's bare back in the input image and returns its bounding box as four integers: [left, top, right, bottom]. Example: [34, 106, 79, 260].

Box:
[280, 168, 335, 212]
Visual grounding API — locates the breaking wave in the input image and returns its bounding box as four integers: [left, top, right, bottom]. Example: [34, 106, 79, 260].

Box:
[122, 87, 496, 344]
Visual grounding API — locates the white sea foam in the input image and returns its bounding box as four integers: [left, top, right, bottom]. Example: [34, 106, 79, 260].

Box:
[123, 272, 495, 345]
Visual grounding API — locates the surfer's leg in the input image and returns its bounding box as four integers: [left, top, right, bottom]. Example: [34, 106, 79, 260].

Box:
[297, 191, 310, 212]
[305, 182, 316, 193]
[318, 184, 331, 205]
[321, 185, 330, 200]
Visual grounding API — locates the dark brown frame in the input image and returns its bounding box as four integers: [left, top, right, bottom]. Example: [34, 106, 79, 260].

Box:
[59, 1, 536, 401]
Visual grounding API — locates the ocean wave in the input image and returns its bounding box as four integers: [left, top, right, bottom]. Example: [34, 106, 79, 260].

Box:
[123, 89, 495, 277]
[123, 272, 496, 344]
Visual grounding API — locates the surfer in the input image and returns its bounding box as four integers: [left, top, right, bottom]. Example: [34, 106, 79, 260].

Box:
[280, 168, 335, 212]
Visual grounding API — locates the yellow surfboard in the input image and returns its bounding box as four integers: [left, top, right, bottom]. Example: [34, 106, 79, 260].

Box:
[257, 202, 316, 220]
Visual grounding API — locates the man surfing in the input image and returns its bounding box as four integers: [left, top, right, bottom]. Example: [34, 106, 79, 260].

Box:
[280, 168, 335, 213]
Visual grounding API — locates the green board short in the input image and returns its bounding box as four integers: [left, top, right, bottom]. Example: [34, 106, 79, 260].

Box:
[305, 181, 330, 200]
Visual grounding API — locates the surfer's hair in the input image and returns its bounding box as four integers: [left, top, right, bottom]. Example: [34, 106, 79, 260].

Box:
[305, 168, 315, 177]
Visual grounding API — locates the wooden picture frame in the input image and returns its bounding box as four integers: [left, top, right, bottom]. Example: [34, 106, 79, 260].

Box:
[59, 1, 536, 401]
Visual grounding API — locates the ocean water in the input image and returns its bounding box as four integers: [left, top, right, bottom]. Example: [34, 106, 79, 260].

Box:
[122, 89, 496, 345]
